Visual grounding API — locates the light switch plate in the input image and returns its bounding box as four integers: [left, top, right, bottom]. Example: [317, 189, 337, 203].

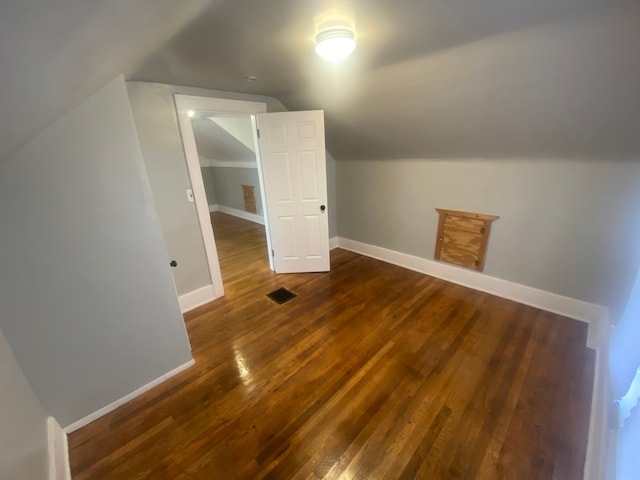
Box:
[186, 189, 194, 202]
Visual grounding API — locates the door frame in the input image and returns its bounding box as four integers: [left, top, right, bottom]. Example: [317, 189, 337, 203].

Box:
[174, 94, 273, 299]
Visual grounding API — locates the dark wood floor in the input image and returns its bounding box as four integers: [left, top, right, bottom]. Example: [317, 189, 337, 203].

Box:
[69, 212, 594, 479]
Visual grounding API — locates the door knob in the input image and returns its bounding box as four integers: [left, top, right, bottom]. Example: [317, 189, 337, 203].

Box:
[320, 205, 326, 212]
[170, 260, 178, 267]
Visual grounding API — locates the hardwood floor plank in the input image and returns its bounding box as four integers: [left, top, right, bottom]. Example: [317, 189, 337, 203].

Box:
[399, 404, 453, 480]
[473, 309, 551, 478]
[68, 212, 595, 479]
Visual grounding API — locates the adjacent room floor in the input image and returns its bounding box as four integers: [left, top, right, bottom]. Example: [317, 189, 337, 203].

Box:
[69, 212, 594, 479]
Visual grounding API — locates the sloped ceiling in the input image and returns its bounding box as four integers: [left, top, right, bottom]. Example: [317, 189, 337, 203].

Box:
[0, 0, 218, 162]
[2, 0, 639, 163]
[192, 116, 256, 163]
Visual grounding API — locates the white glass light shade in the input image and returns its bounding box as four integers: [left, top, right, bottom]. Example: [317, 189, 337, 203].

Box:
[315, 28, 356, 62]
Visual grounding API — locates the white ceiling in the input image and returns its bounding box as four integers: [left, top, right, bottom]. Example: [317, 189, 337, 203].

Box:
[192, 115, 255, 163]
[1, 0, 639, 162]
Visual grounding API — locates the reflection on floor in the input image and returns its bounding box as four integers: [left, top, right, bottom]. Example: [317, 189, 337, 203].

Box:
[69, 213, 595, 479]
[210, 211, 269, 285]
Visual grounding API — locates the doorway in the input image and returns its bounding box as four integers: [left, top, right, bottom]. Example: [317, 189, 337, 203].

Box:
[191, 111, 270, 284]
[175, 95, 331, 302]
[174, 95, 272, 299]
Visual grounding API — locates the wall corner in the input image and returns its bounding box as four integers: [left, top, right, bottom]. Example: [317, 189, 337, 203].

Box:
[47, 416, 71, 480]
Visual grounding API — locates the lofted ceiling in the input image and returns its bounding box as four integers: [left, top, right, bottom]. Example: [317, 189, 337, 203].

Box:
[1, 0, 639, 163]
[192, 115, 256, 163]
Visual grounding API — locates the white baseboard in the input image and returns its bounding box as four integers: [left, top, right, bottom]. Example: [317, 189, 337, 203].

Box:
[209, 204, 265, 225]
[584, 347, 611, 480]
[336, 237, 605, 335]
[201, 159, 258, 169]
[178, 284, 217, 313]
[47, 416, 71, 480]
[63, 359, 195, 433]
[584, 316, 613, 480]
[330, 237, 339, 250]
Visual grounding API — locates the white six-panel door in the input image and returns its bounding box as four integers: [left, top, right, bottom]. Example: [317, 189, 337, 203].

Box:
[256, 111, 330, 273]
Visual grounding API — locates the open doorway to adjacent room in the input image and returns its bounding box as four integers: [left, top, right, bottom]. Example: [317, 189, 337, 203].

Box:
[190, 111, 271, 288]
[174, 95, 271, 299]
[175, 94, 331, 301]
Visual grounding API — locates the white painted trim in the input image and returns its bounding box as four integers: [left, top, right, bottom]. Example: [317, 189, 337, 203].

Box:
[584, 349, 611, 480]
[202, 158, 258, 169]
[178, 284, 217, 313]
[330, 237, 339, 250]
[175, 94, 272, 291]
[584, 315, 613, 480]
[210, 203, 265, 225]
[175, 96, 227, 299]
[47, 416, 71, 480]
[215, 204, 265, 225]
[252, 114, 275, 271]
[63, 359, 195, 433]
[335, 237, 605, 328]
[176, 96, 268, 115]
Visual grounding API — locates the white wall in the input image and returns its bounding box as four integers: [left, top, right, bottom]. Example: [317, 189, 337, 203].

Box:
[0, 76, 193, 427]
[0, 328, 49, 480]
[337, 159, 640, 321]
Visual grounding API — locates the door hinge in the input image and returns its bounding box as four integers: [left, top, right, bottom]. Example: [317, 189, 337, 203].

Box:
[271, 249, 275, 257]
[257, 128, 261, 138]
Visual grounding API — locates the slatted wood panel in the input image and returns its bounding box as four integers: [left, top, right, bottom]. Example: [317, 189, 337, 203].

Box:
[68, 212, 593, 480]
[435, 208, 498, 271]
[241, 184, 257, 213]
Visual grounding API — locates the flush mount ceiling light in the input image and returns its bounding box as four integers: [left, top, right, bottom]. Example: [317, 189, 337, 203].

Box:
[315, 28, 356, 62]
[314, 0, 357, 62]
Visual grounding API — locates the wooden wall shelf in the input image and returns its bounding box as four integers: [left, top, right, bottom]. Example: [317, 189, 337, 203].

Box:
[434, 209, 499, 271]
